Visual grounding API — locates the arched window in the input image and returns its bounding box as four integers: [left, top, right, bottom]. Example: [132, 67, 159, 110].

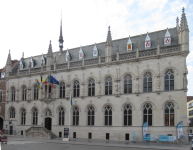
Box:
[60, 82, 65, 98]
[124, 75, 132, 94]
[0, 90, 3, 102]
[124, 104, 132, 126]
[59, 107, 65, 125]
[88, 79, 95, 96]
[165, 70, 174, 91]
[10, 107, 15, 118]
[165, 102, 174, 126]
[21, 109, 26, 125]
[34, 85, 39, 100]
[32, 108, 38, 125]
[73, 106, 79, 125]
[105, 77, 112, 95]
[143, 103, 152, 126]
[12, 87, 15, 101]
[22, 86, 27, 101]
[73, 81, 80, 97]
[88, 106, 94, 126]
[143, 72, 152, 92]
[105, 105, 112, 126]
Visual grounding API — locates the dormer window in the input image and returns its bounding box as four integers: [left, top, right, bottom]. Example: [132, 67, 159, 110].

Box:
[164, 28, 171, 45]
[66, 49, 70, 61]
[41, 54, 46, 65]
[93, 43, 98, 57]
[19, 59, 24, 70]
[79, 46, 84, 60]
[30, 56, 36, 68]
[145, 32, 151, 49]
[127, 36, 132, 51]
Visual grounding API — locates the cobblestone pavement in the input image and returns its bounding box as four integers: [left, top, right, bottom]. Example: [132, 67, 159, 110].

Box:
[1, 136, 191, 150]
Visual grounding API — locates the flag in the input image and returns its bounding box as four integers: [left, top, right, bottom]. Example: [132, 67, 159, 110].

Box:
[45, 76, 50, 83]
[35, 77, 41, 89]
[50, 75, 59, 85]
[70, 93, 73, 107]
[41, 76, 47, 85]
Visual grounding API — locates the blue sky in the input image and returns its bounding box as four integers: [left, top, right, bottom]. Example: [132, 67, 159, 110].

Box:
[0, 0, 192, 95]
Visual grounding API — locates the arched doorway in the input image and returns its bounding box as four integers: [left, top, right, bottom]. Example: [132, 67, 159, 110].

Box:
[0, 118, 3, 130]
[45, 117, 52, 130]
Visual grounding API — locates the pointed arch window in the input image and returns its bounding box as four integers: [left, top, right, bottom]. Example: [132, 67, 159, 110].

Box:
[0, 90, 2, 102]
[10, 107, 15, 118]
[124, 104, 132, 126]
[165, 102, 174, 126]
[21, 109, 26, 125]
[32, 108, 38, 125]
[73, 106, 79, 126]
[88, 79, 95, 96]
[12, 87, 15, 101]
[165, 70, 174, 91]
[22, 86, 27, 101]
[60, 82, 65, 98]
[88, 106, 95, 126]
[143, 103, 152, 126]
[34, 85, 39, 100]
[105, 77, 112, 95]
[59, 107, 65, 125]
[105, 105, 112, 126]
[73, 81, 80, 97]
[124, 75, 132, 94]
[143, 72, 152, 92]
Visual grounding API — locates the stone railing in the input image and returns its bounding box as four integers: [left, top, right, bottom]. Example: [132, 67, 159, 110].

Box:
[19, 70, 29, 76]
[85, 58, 98, 66]
[51, 65, 54, 70]
[43, 66, 46, 71]
[112, 55, 117, 61]
[9, 72, 17, 77]
[160, 45, 180, 54]
[56, 63, 68, 69]
[25, 126, 51, 139]
[44, 93, 52, 99]
[70, 61, 82, 68]
[119, 52, 136, 60]
[139, 49, 156, 57]
[101, 57, 105, 63]
[30, 68, 41, 73]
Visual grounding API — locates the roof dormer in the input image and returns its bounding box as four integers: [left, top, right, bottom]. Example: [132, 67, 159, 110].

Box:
[66, 49, 71, 61]
[93, 43, 98, 57]
[79, 46, 84, 59]
[145, 32, 151, 49]
[30, 56, 36, 68]
[41, 54, 46, 65]
[164, 28, 171, 45]
[127, 36, 132, 51]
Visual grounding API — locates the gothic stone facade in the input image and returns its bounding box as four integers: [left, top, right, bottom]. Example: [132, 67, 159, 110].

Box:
[4, 9, 189, 141]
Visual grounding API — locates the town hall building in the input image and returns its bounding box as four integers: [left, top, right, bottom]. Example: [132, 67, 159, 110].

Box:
[3, 8, 189, 142]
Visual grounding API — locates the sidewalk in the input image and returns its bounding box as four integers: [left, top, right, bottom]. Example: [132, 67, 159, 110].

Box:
[6, 135, 191, 150]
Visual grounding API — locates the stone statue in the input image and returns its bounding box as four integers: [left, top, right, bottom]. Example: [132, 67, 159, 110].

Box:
[184, 74, 188, 89]
[136, 79, 139, 92]
[98, 84, 101, 95]
[157, 76, 160, 90]
[81, 85, 84, 96]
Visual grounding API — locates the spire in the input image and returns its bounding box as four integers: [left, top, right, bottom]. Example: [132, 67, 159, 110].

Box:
[106, 26, 113, 47]
[47, 40, 53, 57]
[59, 12, 64, 52]
[180, 7, 189, 30]
[6, 50, 12, 65]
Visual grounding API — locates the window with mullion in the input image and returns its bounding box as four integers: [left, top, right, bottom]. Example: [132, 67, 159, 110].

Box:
[165, 70, 174, 91]
[34, 86, 39, 100]
[105, 77, 112, 95]
[21, 109, 26, 125]
[88, 79, 95, 96]
[0, 91, 2, 102]
[73, 81, 80, 97]
[60, 82, 65, 98]
[124, 105, 132, 126]
[124, 75, 132, 94]
[10, 107, 15, 118]
[105, 105, 112, 126]
[88, 106, 95, 126]
[73, 107, 79, 125]
[143, 72, 152, 92]
[59, 107, 65, 125]
[33, 108, 38, 125]
[12, 88, 15, 101]
[165, 102, 174, 126]
[143, 103, 152, 126]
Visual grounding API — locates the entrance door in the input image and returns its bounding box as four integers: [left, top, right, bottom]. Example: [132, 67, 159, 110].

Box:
[45, 118, 52, 130]
[10, 126, 13, 135]
[0, 118, 3, 130]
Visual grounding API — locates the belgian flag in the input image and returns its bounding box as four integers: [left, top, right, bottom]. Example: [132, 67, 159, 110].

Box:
[41, 76, 47, 85]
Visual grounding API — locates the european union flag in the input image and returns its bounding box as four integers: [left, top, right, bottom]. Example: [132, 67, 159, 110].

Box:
[50, 75, 59, 85]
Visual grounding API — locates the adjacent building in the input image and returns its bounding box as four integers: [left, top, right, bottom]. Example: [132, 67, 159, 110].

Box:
[3, 8, 189, 141]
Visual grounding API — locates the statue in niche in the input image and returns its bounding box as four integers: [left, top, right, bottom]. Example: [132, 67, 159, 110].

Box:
[27, 89, 30, 100]
[98, 84, 101, 95]
[136, 79, 139, 92]
[184, 74, 188, 89]
[6, 91, 9, 101]
[81, 85, 84, 96]
[118, 83, 120, 94]
[157, 76, 160, 90]
[53, 86, 56, 98]
[16, 90, 19, 100]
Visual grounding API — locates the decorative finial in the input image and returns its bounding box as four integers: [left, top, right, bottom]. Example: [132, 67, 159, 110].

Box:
[108, 26, 110, 31]
[9, 49, 10, 54]
[182, 7, 185, 13]
[50, 40, 51, 44]
[22, 52, 24, 58]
